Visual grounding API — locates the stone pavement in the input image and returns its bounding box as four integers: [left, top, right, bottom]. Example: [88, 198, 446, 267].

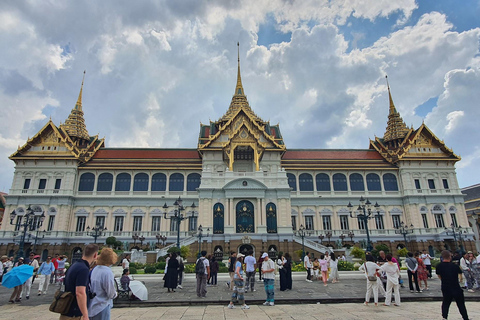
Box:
[1, 271, 479, 307]
[1, 301, 480, 320]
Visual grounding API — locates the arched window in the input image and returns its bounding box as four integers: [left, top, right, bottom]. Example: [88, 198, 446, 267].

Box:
[115, 173, 131, 191]
[97, 173, 113, 191]
[169, 173, 184, 191]
[383, 173, 399, 191]
[287, 173, 297, 191]
[133, 173, 149, 191]
[213, 203, 224, 234]
[151, 173, 166, 191]
[299, 173, 314, 191]
[366, 173, 381, 191]
[333, 173, 347, 191]
[78, 172, 95, 191]
[187, 173, 201, 191]
[266, 202, 277, 233]
[316, 173, 331, 191]
[349, 173, 365, 191]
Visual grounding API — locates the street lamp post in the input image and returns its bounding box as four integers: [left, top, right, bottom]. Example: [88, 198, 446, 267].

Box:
[196, 225, 209, 258]
[347, 197, 380, 252]
[32, 229, 45, 252]
[163, 197, 197, 249]
[132, 234, 139, 248]
[339, 234, 346, 247]
[348, 231, 355, 243]
[445, 222, 465, 253]
[86, 225, 107, 244]
[395, 221, 414, 250]
[139, 235, 145, 248]
[156, 234, 167, 248]
[325, 231, 332, 246]
[297, 224, 307, 259]
[9, 205, 45, 262]
[318, 234, 324, 244]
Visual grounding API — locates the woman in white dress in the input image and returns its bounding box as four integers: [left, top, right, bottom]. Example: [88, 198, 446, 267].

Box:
[329, 252, 339, 283]
[358, 254, 381, 306]
[380, 254, 401, 306]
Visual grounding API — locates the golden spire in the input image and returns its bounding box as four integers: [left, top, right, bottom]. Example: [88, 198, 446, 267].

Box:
[383, 75, 409, 143]
[75, 70, 85, 111]
[235, 42, 244, 96]
[60, 71, 90, 142]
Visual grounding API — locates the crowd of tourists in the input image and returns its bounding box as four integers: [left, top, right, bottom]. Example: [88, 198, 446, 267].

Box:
[1, 252, 68, 303]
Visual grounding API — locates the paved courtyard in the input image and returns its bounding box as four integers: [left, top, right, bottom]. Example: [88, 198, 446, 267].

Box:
[1, 271, 479, 319]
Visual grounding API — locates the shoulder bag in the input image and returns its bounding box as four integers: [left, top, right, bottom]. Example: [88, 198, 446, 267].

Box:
[365, 263, 377, 282]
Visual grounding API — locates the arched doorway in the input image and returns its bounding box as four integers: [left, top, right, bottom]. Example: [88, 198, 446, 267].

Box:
[268, 245, 278, 260]
[71, 247, 83, 264]
[214, 245, 224, 260]
[236, 200, 254, 233]
[41, 249, 48, 262]
[238, 244, 254, 256]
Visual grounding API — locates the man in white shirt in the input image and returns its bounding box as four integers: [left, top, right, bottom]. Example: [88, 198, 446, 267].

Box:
[244, 250, 256, 292]
[22, 253, 39, 300]
[421, 250, 432, 278]
[304, 252, 312, 282]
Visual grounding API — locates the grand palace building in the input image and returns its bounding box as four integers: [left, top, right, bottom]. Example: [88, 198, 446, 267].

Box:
[1, 53, 478, 261]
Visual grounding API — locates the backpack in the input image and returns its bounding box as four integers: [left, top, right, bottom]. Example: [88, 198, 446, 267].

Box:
[195, 257, 205, 275]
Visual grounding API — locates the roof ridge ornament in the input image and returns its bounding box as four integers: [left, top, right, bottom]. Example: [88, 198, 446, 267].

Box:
[383, 75, 409, 144]
[235, 42, 244, 96]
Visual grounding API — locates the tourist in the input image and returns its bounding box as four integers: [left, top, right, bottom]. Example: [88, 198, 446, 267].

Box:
[120, 269, 130, 291]
[227, 253, 249, 309]
[359, 254, 381, 306]
[56, 255, 67, 284]
[257, 252, 264, 281]
[21, 253, 39, 300]
[122, 254, 130, 270]
[312, 258, 320, 280]
[227, 251, 237, 290]
[325, 251, 331, 280]
[464, 251, 478, 293]
[89, 248, 118, 320]
[459, 252, 469, 288]
[329, 252, 339, 283]
[244, 250, 256, 292]
[63, 244, 99, 319]
[340, 254, 346, 261]
[436, 250, 470, 320]
[421, 250, 433, 279]
[262, 252, 276, 306]
[164, 252, 179, 293]
[415, 252, 428, 290]
[380, 254, 400, 306]
[304, 252, 312, 282]
[177, 254, 184, 289]
[196, 250, 210, 298]
[6, 257, 14, 272]
[8, 258, 25, 303]
[405, 252, 422, 293]
[284, 253, 293, 290]
[37, 255, 55, 295]
[0, 255, 7, 283]
[277, 253, 287, 291]
[51, 253, 59, 284]
[208, 255, 219, 286]
[319, 254, 328, 286]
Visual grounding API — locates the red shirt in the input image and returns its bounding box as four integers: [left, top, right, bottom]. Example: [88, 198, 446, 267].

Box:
[52, 258, 59, 269]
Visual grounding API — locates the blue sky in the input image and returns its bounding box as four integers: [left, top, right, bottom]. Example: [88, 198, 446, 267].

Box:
[0, 0, 480, 191]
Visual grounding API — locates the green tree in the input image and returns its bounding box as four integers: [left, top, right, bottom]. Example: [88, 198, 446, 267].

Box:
[350, 246, 366, 260]
[114, 240, 123, 250]
[180, 245, 191, 259]
[106, 236, 117, 248]
[397, 247, 409, 257]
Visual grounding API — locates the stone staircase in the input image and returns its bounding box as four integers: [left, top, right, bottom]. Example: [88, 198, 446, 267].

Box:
[292, 235, 331, 254]
[156, 236, 197, 259]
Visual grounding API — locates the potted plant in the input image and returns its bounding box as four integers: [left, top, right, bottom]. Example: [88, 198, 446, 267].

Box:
[349, 246, 365, 268]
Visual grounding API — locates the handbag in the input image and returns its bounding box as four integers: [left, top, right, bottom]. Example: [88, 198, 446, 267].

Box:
[49, 289, 74, 314]
[365, 263, 377, 282]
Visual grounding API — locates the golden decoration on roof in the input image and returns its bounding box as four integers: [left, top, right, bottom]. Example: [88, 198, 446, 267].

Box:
[60, 71, 90, 141]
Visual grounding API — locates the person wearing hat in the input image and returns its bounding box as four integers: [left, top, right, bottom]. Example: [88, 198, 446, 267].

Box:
[261, 252, 276, 306]
[227, 253, 249, 309]
[9, 257, 25, 303]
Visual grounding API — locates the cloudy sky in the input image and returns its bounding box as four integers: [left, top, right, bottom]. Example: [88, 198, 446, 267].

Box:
[1, 0, 480, 192]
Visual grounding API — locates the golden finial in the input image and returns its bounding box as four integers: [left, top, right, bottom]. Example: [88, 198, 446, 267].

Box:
[75, 70, 86, 111]
[383, 75, 409, 143]
[235, 42, 244, 96]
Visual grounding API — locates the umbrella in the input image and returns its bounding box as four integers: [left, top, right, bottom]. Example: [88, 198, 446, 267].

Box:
[33, 255, 40, 259]
[2, 264, 34, 288]
[129, 280, 148, 301]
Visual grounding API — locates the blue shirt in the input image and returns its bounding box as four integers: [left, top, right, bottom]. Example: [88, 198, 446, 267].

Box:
[233, 261, 243, 279]
[64, 259, 90, 317]
[88, 265, 117, 317]
[37, 261, 55, 275]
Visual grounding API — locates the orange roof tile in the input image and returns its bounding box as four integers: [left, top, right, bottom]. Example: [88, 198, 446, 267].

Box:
[282, 149, 384, 160]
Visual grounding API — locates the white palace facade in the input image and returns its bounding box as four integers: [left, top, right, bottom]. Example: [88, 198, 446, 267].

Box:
[0, 56, 476, 260]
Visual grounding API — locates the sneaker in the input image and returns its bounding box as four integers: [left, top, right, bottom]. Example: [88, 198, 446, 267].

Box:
[241, 304, 250, 309]
[263, 301, 270, 306]
[26, 296, 29, 300]
[306, 279, 313, 283]
[269, 302, 275, 306]
[416, 290, 423, 293]
[37, 292, 41, 296]
[252, 289, 257, 292]
[228, 304, 235, 309]
[410, 290, 414, 293]
[467, 289, 475, 293]
[177, 285, 183, 289]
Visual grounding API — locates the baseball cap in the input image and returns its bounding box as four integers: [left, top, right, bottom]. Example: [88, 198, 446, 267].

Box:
[261, 252, 268, 259]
